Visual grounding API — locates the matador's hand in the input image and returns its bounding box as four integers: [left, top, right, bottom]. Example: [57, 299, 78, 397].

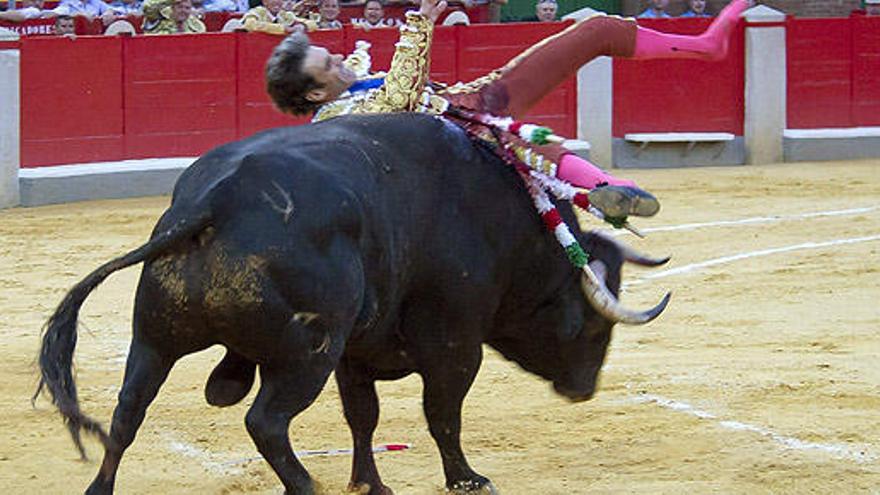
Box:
[419, 0, 447, 22]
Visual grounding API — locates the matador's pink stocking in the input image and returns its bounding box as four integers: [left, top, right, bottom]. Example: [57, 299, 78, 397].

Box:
[633, 0, 751, 61]
[557, 154, 636, 189]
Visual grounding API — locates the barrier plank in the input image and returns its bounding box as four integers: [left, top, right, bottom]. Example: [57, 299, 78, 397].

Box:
[123, 32, 237, 158]
[613, 18, 744, 137]
[20, 35, 124, 167]
[851, 15, 880, 127]
[786, 17, 852, 129]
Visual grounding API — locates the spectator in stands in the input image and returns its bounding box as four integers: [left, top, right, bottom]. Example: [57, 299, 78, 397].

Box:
[638, 0, 670, 18]
[143, 0, 206, 33]
[355, 0, 398, 28]
[54, 13, 76, 33]
[317, 0, 341, 28]
[243, 0, 316, 33]
[867, 0, 880, 16]
[52, 0, 111, 18]
[534, 0, 557, 21]
[679, 0, 709, 17]
[0, 0, 47, 21]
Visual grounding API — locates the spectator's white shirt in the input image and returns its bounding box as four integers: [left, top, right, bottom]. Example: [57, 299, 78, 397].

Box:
[201, 0, 237, 12]
[108, 0, 142, 14]
[53, 0, 110, 16]
[16, 5, 46, 18]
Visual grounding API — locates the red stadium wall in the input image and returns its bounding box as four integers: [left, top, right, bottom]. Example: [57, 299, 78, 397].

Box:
[786, 14, 880, 129]
[16, 16, 880, 168]
[19, 22, 574, 168]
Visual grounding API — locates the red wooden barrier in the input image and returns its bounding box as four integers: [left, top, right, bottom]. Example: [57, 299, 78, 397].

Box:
[20, 22, 581, 167]
[786, 17, 851, 129]
[123, 32, 238, 158]
[20, 36, 124, 167]
[851, 15, 880, 127]
[613, 17, 745, 137]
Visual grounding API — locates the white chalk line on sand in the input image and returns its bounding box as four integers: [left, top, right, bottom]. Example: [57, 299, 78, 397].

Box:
[625, 234, 880, 287]
[629, 392, 878, 464]
[612, 205, 880, 236]
[161, 432, 244, 475]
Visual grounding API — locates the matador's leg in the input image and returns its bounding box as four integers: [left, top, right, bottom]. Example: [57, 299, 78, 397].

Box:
[476, 0, 750, 119]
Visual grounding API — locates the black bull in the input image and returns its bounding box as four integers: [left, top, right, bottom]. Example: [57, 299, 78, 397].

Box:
[37, 113, 669, 494]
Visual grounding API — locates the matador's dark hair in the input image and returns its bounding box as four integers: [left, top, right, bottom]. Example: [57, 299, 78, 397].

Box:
[265, 33, 323, 116]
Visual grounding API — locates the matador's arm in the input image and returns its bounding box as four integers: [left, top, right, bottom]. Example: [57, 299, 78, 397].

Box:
[364, 11, 435, 113]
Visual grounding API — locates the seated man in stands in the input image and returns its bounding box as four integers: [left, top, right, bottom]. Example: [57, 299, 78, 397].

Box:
[54, 0, 135, 28]
[54, 13, 76, 34]
[638, 0, 670, 18]
[317, 0, 342, 28]
[680, 0, 710, 17]
[0, 0, 47, 21]
[533, 0, 558, 22]
[143, 0, 206, 33]
[355, 0, 397, 28]
[242, 0, 316, 34]
[265, 0, 751, 223]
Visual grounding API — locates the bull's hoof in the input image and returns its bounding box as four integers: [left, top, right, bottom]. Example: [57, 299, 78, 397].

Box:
[347, 481, 394, 494]
[447, 479, 498, 495]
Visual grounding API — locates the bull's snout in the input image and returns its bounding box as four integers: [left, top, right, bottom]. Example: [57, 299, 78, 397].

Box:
[552, 382, 596, 403]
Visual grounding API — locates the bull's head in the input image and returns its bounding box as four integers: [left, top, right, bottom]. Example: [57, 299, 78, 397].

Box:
[488, 232, 669, 402]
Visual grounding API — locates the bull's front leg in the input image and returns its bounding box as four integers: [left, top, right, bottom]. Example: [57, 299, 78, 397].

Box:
[335, 358, 392, 495]
[419, 344, 496, 494]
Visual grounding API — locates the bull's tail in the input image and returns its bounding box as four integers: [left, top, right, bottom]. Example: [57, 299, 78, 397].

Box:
[34, 212, 211, 459]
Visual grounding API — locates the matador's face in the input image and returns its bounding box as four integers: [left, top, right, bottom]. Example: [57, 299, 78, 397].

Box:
[302, 46, 358, 104]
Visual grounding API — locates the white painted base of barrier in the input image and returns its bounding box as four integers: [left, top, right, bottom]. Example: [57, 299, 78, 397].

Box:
[783, 127, 880, 162]
[18, 157, 197, 207]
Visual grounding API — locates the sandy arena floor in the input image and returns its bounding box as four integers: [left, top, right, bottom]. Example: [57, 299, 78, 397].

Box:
[1, 160, 878, 494]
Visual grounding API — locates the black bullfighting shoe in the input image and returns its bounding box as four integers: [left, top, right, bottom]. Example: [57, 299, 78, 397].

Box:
[587, 185, 660, 221]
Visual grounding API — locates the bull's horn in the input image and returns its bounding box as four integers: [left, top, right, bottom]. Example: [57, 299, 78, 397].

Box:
[580, 265, 671, 325]
[592, 231, 670, 267]
[622, 249, 670, 267]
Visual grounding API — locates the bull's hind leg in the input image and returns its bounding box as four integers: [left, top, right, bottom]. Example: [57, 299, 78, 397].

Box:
[85, 339, 175, 495]
[335, 359, 391, 495]
[245, 361, 338, 495]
